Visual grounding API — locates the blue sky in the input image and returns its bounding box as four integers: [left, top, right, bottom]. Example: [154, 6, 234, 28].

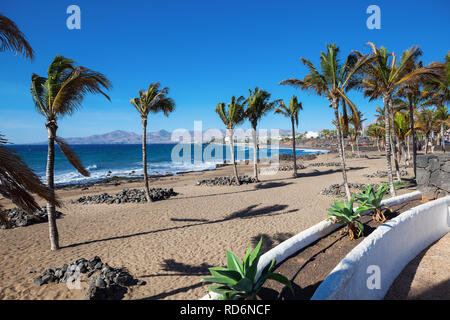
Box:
[1, 0, 449, 143]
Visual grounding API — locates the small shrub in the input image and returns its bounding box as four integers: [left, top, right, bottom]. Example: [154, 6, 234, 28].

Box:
[355, 183, 390, 223]
[201, 238, 292, 300]
[327, 194, 368, 240]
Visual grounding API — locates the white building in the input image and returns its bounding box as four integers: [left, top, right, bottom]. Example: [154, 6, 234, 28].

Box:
[305, 131, 319, 139]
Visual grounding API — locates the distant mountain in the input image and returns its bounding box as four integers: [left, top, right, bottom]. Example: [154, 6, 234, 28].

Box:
[31, 128, 292, 145]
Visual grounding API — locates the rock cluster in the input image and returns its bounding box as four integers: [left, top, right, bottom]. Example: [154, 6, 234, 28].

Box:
[196, 176, 258, 186]
[320, 183, 370, 196]
[71, 188, 177, 205]
[278, 153, 317, 161]
[309, 162, 341, 167]
[33, 256, 145, 300]
[364, 170, 408, 178]
[0, 207, 63, 229]
[278, 164, 306, 171]
[416, 154, 450, 198]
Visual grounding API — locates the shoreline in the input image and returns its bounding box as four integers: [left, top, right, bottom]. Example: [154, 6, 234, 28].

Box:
[42, 145, 332, 189]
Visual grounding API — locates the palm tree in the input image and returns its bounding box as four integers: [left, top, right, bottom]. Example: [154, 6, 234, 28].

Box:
[423, 53, 450, 152]
[393, 111, 411, 165]
[415, 108, 438, 154]
[394, 84, 429, 175]
[366, 123, 384, 152]
[0, 15, 59, 228]
[216, 96, 246, 185]
[0, 135, 61, 228]
[30, 55, 112, 250]
[280, 44, 371, 200]
[245, 87, 279, 181]
[0, 13, 33, 59]
[274, 96, 303, 176]
[130, 83, 175, 201]
[358, 43, 437, 196]
[434, 106, 449, 152]
[349, 111, 366, 157]
[425, 52, 450, 106]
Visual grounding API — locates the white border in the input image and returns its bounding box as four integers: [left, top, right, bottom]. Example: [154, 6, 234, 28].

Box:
[312, 195, 450, 300]
[200, 191, 422, 300]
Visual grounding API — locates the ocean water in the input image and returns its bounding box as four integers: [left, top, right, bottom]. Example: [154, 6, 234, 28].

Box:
[6, 144, 328, 185]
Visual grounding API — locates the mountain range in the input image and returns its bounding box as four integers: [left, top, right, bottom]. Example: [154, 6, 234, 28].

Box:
[32, 129, 292, 145]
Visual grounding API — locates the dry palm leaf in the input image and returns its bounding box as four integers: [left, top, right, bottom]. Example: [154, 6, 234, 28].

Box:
[54, 136, 90, 177]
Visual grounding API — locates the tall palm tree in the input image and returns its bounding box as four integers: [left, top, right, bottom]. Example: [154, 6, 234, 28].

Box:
[358, 43, 437, 196]
[30, 55, 112, 250]
[280, 44, 371, 200]
[216, 96, 246, 185]
[394, 83, 429, 176]
[245, 87, 279, 181]
[274, 96, 303, 176]
[0, 13, 33, 59]
[130, 83, 175, 201]
[423, 53, 450, 152]
[0, 135, 61, 228]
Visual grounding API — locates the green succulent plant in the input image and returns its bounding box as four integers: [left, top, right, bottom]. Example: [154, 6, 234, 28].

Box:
[327, 194, 368, 240]
[202, 238, 293, 300]
[355, 183, 390, 223]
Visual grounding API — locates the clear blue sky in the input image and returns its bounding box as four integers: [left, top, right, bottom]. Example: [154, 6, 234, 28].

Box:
[1, 0, 449, 143]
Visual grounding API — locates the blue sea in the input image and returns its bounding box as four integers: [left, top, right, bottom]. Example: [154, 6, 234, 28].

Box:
[6, 144, 328, 185]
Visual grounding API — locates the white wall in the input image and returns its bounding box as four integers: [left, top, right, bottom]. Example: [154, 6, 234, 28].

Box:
[312, 195, 450, 300]
[200, 191, 422, 300]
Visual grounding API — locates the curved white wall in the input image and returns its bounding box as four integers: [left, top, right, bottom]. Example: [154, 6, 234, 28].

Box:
[312, 195, 450, 300]
[200, 191, 422, 300]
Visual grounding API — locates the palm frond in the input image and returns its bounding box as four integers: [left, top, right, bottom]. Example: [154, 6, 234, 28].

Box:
[0, 134, 61, 215]
[0, 14, 34, 59]
[54, 136, 89, 177]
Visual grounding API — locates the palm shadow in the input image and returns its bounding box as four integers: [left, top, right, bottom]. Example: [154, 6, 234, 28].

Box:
[64, 204, 296, 249]
[297, 167, 367, 178]
[140, 259, 213, 278]
[254, 182, 293, 190]
[140, 282, 205, 300]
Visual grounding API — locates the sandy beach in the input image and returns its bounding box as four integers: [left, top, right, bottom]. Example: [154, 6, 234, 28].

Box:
[0, 150, 419, 300]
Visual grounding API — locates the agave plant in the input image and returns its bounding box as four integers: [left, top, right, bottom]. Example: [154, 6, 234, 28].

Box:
[355, 184, 390, 223]
[327, 194, 368, 240]
[202, 238, 292, 300]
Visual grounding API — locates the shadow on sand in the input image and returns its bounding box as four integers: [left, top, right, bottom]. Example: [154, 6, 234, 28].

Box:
[64, 203, 297, 249]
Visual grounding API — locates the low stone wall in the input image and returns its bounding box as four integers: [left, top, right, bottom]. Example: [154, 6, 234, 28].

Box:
[416, 154, 450, 198]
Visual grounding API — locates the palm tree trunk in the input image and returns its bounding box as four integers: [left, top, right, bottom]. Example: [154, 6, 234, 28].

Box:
[407, 135, 411, 160]
[441, 123, 445, 153]
[229, 129, 240, 185]
[389, 105, 401, 181]
[45, 120, 59, 251]
[408, 100, 417, 177]
[141, 117, 151, 202]
[356, 136, 360, 158]
[383, 97, 396, 196]
[252, 127, 259, 181]
[291, 118, 297, 177]
[424, 134, 429, 154]
[376, 138, 380, 152]
[332, 99, 351, 200]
